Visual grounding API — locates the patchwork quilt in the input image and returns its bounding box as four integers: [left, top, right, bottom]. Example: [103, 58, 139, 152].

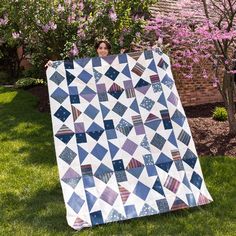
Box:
[46, 49, 213, 230]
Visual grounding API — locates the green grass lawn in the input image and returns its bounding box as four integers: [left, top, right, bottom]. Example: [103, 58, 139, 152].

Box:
[0, 86, 235, 236]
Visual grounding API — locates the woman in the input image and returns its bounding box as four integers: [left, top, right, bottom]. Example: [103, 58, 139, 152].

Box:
[95, 40, 111, 57]
[45, 40, 114, 67]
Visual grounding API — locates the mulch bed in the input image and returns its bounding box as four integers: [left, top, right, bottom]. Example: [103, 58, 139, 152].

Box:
[27, 85, 236, 157]
[185, 104, 236, 157]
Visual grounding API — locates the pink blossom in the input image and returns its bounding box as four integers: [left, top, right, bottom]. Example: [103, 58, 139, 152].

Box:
[67, 15, 75, 24]
[0, 15, 8, 26]
[42, 21, 57, 32]
[78, 2, 84, 10]
[42, 24, 50, 33]
[122, 27, 130, 34]
[57, 4, 65, 12]
[213, 77, 219, 87]
[12, 32, 20, 39]
[185, 74, 193, 79]
[173, 63, 182, 68]
[48, 21, 57, 30]
[109, 8, 117, 22]
[69, 43, 79, 56]
[77, 28, 85, 39]
[72, 3, 77, 11]
[203, 69, 208, 79]
[65, 0, 71, 5]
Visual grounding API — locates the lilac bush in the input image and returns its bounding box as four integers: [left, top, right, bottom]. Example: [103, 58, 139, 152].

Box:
[0, 0, 155, 78]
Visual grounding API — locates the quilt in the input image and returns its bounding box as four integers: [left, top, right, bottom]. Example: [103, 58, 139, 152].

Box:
[46, 49, 213, 230]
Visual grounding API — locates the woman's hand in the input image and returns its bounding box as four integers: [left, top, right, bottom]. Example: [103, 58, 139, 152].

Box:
[45, 60, 53, 68]
[120, 48, 128, 54]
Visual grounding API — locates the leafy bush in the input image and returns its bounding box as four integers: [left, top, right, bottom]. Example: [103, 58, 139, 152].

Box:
[212, 107, 228, 121]
[20, 66, 42, 79]
[0, 0, 155, 79]
[15, 78, 45, 89]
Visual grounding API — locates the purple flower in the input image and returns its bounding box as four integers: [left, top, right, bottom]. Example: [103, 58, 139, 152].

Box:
[213, 77, 219, 87]
[12, 32, 20, 39]
[42, 24, 50, 33]
[57, 4, 65, 12]
[69, 43, 79, 56]
[67, 15, 75, 24]
[72, 3, 77, 11]
[48, 21, 57, 30]
[42, 21, 57, 32]
[109, 8, 117, 22]
[65, 0, 71, 5]
[135, 32, 141, 38]
[77, 28, 85, 39]
[0, 15, 8, 26]
[78, 1, 84, 10]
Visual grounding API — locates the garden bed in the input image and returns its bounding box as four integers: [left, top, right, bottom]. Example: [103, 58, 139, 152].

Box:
[27, 85, 236, 157]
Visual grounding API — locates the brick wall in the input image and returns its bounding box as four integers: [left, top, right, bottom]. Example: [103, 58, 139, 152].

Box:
[17, 46, 31, 69]
[174, 70, 223, 107]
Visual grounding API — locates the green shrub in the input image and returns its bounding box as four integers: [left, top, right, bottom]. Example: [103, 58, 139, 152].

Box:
[20, 67, 41, 79]
[15, 78, 46, 89]
[0, 0, 154, 79]
[212, 107, 228, 121]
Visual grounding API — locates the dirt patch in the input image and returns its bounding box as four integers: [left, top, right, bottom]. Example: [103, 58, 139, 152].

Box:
[27, 85, 236, 157]
[185, 105, 236, 157]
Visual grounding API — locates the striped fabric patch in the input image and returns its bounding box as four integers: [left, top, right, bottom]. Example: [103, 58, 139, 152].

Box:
[132, 115, 143, 126]
[171, 149, 181, 160]
[71, 106, 81, 121]
[124, 80, 135, 98]
[171, 198, 188, 211]
[132, 62, 146, 76]
[164, 176, 180, 193]
[127, 158, 144, 169]
[178, 130, 191, 145]
[118, 185, 130, 204]
[150, 74, 160, 83]
[81, 164, 93, 176]
[198, 193, 211, 205]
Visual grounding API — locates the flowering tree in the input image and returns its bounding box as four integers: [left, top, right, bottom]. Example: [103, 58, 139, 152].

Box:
[0, 0, 154, 78]
[146, 0, 236, 135]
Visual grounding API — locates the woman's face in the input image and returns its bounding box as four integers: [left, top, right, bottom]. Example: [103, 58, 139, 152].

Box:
[97, 42, 109, 57]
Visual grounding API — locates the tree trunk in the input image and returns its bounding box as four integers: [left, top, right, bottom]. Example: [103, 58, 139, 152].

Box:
[222, 72, 236, 136]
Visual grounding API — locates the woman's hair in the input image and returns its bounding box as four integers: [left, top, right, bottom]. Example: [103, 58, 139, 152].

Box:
[95, 40, 111, 52]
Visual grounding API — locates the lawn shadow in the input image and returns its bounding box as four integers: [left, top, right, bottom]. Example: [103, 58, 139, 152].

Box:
[0, 183, 72, 233]
[0, 86, 56, 166]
